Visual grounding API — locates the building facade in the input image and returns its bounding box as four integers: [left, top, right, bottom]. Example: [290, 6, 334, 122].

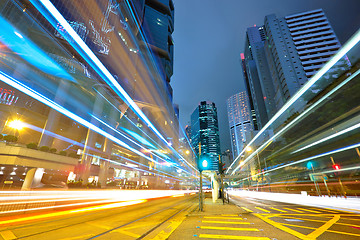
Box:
[242, 9, 348, 129]
[140, 0, 175, 101]
[190, 101, 221, 171]
[227, 92, 253, 160]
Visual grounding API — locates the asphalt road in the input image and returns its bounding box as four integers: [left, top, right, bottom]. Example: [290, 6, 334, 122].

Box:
[0, 194, 197, 240]
[229, 194, 360, 240]
[1, 193, 359, 240]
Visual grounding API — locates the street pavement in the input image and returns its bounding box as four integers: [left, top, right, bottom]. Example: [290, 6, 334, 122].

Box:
[0, 192, 360, 239]
[168, 193, 360, 240]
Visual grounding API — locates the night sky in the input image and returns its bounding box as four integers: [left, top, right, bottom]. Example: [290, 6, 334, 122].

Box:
[171, 0, 360, 152]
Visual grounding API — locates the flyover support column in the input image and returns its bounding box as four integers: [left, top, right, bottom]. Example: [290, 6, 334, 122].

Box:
[21, 168, 44, 190]
[211, 173, 219, 203]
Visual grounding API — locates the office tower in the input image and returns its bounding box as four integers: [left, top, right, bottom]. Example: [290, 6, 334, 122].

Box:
[227, 92, 253, 160]
[243, 26, 277, 129]
[242, 9, 348, 128]
[264, 9, 348, 108]
[190, 101, 221, 171]
[140, 0, 175, 100]
[241, 53, 258, 131]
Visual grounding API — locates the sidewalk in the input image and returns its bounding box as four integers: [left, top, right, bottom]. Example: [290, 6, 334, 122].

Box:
[162, 194, 298, 240]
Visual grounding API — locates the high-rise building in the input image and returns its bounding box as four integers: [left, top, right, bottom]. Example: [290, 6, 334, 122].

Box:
[243, 26, 277, 129]
[227, 92, 253, 160]
[242, 9, 348, 128]
[140, 0, 175, 100]
[190, 101, 221, 171]
[264, 9, 348, 109]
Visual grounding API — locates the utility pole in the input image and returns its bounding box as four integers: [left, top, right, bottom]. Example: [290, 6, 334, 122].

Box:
[199, 142, 203, 211]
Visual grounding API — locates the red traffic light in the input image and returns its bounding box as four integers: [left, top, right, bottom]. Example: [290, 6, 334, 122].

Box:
[333, 164, 340, 170]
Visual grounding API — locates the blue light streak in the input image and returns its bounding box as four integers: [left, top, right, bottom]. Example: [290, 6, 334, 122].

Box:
[231, 68, 360, 174]
[29, 0, 172, 153]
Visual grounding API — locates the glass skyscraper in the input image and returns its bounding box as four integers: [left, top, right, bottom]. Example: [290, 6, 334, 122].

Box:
[242, 9, 348, 129]
[190, 101, 221, 171]
[227, 92, 253, 160]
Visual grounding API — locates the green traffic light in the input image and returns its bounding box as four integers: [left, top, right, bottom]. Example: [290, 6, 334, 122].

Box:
[202, 159, 208, 168]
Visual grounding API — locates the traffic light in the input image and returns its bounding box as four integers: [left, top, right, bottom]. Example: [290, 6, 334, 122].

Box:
[332, 164, 340, 170]
[219, 162, 226, 174]
[198, 156, 210, 172]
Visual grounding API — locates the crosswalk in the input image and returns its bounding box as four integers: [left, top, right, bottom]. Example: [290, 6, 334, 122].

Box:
[197, 214, 270, 240]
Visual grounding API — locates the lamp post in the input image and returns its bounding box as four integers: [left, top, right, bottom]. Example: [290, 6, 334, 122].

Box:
[7, 119, 25, 141]
[245, 146, 271, 192]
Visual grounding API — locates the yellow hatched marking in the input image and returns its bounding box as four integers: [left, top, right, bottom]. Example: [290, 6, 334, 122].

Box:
[200, 226, 259, 231]
[270, 207, 287, 213]
[221, 214, 239, 216]
[282, 223, 360, 237]
[255, 207, 271, 213]
[0, 231, 16, 240]
[199, 234, 270, 239]
[203, 216, 243, 220]
[307, 215, 340, 239]
[254, 213, 308, 239]
[241, 207, 253, 212]
[297, 208, 321, 213]
[310, 208, 337, 213]
[283, 208, 304, 213]
[202, 220, 251, 225]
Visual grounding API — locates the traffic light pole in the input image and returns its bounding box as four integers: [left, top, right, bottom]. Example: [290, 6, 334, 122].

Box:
[199, 170, 203, 211]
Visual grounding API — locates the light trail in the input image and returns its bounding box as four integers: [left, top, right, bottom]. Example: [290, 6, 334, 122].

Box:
[0, 190, 196, 218]
[237, 142, 360, 182]
[0, 70, 182, 177]
[0, 200, 147, 225]
[292, 122, 360, 154]
[29, 0, 174, 156]
[230, 67, 360, 175]
[227, 29, 360, 174]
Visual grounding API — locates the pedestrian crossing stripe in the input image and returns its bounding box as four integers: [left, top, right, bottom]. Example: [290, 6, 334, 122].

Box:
[200, 226, 259, 231]
[255, 207, 271, 213]
[202, 220, 251, 225]
[199, 234, 271, 239]
[270, 207, 287, 213]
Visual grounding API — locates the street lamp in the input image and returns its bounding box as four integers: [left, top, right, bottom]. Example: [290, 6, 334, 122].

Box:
[8, 119, 25, 130]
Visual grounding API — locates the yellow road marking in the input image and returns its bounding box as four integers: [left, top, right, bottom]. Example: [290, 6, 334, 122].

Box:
[307, 214, 340, 239]
[254, 213, 308, 239]
[0, 231, 16, 240]
[310, 208, 337, 213]
[241, 207, 253, 213]
[200, 226, 259, 231]
[281, 223, 360, 237]
[149, 205, 191, 240]
[283, 208, 304, 213]
[297, 208, 321, 213]
[221, 214, 238, 216]
[270, 207, 287, 213]
[327, 229, 360, 237]
[199, 234, 270, 239]
[202, 220, 251, 225]
[255, 207, 271, 213]
[203, 216, 243, 220]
